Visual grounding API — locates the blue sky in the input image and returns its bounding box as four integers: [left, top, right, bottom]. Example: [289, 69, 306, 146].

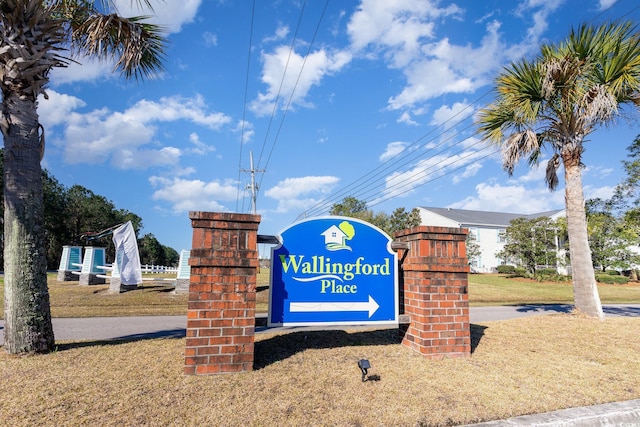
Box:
[36, 0, 640, 255]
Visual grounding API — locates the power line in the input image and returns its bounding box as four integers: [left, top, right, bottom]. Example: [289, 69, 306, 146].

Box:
[297, 89, 492, 219]
[293, 1, 640, 221]
[235, 0, 256, 212]
[255, 0, 308, 171]
[257, 0, 330, 187]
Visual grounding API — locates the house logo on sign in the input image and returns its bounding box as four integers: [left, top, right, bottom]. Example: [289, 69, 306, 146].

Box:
[321, 221, 355, 251]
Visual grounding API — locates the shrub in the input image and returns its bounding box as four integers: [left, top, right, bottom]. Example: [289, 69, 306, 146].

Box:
[497, 265, 515, 274]
[596, 275, 629, 285]
[537, 268, 558, 276]
[513, 268, 527, 277]
[607, 270, 621, 276]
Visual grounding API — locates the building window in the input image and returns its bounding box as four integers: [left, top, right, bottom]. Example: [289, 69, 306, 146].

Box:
[470, 255, 482, 268]
[469, 227, 479, 242]
[498, 229, 506, 243]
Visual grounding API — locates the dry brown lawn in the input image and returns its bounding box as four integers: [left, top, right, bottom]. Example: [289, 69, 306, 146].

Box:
[2, 314, 639, 426]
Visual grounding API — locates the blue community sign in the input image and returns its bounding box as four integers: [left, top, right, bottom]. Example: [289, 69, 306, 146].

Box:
[268, 216, 398, 326]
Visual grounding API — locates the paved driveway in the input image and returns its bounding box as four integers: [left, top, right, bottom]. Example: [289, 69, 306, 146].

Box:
[0, 304, 639, 345]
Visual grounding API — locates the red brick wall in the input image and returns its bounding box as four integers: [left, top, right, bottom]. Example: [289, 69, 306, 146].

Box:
[184, 212, 260, 375]
[394, 226, 471, 358]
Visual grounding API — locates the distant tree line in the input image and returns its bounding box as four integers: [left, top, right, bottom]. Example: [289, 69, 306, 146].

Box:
[329, 196, 422, 236]
[0, 150, 178, 270]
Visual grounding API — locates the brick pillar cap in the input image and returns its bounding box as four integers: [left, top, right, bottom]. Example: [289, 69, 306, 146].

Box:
[189, 211, 261, 223]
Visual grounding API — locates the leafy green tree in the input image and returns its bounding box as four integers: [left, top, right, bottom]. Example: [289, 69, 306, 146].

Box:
[465, 234, 481, 266]
[42, 170, 71, 269]
[329, 196, 368, 216]
[496, 217, 560, 274]
[477, 22, 640, 318]
[163, 245, 180, 267]
[613, 135, 640, 208]
[1, 0, 166, 354]
[66, 187, 145, 261]
[387, 207, 422, 235]
[66, 186, 121, 242]
[139, 233, 166, 266]
[587, 199, 640, 272]
[330, 197, 420, 237]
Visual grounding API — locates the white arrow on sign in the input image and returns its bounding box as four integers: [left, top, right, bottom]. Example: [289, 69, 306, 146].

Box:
[289, 295, 380, 318]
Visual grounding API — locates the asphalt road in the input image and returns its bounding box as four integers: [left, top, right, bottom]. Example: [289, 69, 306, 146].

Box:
[1, 304, 639, 345]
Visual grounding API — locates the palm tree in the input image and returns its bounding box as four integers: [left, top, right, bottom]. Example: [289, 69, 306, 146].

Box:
[1, 0, 166, 353]
[477, 22, 640, 319]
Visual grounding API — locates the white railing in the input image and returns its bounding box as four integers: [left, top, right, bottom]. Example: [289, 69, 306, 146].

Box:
[140, 264, 178, 274]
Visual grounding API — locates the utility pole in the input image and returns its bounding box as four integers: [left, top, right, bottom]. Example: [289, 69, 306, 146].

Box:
[242, 151, 265, 215]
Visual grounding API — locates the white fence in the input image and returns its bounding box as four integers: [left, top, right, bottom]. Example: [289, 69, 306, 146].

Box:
[140, 264, 178, 274]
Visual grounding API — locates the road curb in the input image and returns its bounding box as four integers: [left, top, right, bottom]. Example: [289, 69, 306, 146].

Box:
[461, 399, 640, 426]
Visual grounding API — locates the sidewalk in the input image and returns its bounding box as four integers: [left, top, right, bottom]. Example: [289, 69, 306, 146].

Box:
[462, 399, 640, 426]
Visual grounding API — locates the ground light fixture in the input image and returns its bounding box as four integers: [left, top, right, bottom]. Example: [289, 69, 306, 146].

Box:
[358, 359, 370, 382]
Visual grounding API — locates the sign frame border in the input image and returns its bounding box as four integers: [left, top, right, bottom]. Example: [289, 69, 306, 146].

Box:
[267, 216, 399, 327]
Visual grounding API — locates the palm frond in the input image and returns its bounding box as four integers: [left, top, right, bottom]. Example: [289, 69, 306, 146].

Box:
[581, 84, 618, 123]
[501, 129, 540, 175]
[71, 12, 166, 80]
[498, 59, 544, 122]
[545, 153, 561, 190]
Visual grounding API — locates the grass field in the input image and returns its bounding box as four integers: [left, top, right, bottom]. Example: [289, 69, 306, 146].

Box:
[2, 272, 640, 425]
[1, 315, 639, 426]
[468, 273, 640, 305]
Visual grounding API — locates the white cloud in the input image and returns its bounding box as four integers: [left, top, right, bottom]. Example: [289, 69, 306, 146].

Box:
[203, 31, 218, 47]
[597, 0, 617, 10]
[516, 0, 564, 42]
[584, 184, 615, 200]
[450, 181, 565, 214]
[515, 162, 547, 183]
[430, 101, 472, 128]
[452, 162, 482, 184]
[265, 176, 339, 213]
[250, 46, 352, 116]
[347, 0, 463, 67]
[40, 93, 232, 169]
[50, 58, 114, 86]
[346, 1, 568, 116]
[38, 90, 86, 127]
[187, 133, 216, 156]
[397, 111, 419, 126]
[379, 141, 408, 161]
[114, 0, 201, 33]
[388, 21, 503, 110]
[149, 176, 237, 213]
[234, 120, 255, 144]
[263, 25, 290, 43]
[584, 165, 614, 179]
[378, 148, 489, 201]
[113, 146, 182, 170]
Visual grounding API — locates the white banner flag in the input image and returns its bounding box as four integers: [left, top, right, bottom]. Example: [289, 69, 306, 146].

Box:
[112, 221, 142, 285]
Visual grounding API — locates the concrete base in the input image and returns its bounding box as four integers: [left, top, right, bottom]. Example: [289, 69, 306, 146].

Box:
[108, 277, 138, 293]
[79, 273, 106, 286]
[57, 270, 80, 281]
[174, 278, 190, 293]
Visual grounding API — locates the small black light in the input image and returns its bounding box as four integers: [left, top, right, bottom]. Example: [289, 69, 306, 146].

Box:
[358, 359, 370, 382]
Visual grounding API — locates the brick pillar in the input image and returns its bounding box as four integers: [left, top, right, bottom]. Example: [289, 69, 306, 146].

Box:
[395, 226, 471, 358]
[184, 212, 260, 375]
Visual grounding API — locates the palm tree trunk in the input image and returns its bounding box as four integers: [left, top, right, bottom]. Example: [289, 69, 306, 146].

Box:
[564, 160, 604, 319]
[2, 94, 55, 353]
